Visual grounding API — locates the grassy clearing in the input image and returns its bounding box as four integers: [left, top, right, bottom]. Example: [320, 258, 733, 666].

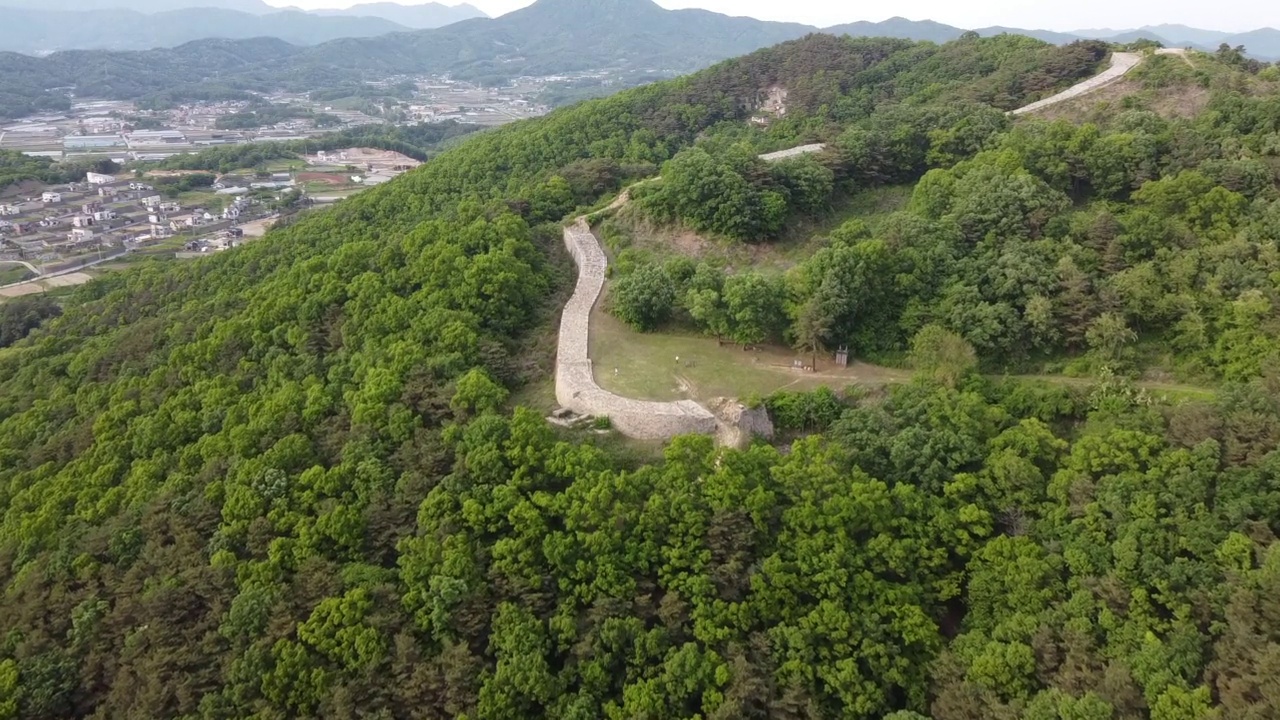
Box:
[175, 191, 226, 211]
[779, 185, 914, 243]
[0, 267, 35, 285]
[257, 159, 308, 173]
[588, 301, 908, 403]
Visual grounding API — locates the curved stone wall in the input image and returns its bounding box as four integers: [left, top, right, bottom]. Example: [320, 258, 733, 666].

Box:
[555, 218, 717, 440]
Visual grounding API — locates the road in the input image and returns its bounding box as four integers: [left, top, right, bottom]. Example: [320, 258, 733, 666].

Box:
[0, 259, 40, 275]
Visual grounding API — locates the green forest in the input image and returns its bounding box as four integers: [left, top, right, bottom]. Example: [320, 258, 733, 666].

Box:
[1, 33, 1280, 720]
[0, 151, 120, 191]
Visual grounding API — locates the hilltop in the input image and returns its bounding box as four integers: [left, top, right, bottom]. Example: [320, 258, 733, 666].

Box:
[1, 33, 1280, 720]
[824, 16, 1280, 61]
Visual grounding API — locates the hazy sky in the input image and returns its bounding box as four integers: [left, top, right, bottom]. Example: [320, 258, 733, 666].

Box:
[268, 0, 1268, 33]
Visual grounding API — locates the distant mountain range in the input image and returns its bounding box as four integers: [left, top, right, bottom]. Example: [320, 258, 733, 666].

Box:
[825, 17, 1280, 61]
[1, 0, 1276, 59]
[0, 8, 410, 53]
[311, 2, 486, 29]
[0, 1, 487, 53]
[1, 0, 1278, 121]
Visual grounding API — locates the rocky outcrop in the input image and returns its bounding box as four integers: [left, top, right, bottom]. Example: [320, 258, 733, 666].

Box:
[707, 397, 775, 449]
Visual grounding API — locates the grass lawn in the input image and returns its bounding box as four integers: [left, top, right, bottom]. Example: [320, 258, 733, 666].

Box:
[588, 300, 909, 403]
[0, 267, 35, 285]
[780, 185, 914, 242]
[257, 159, 307, 173]
[176, 191, 226, 211]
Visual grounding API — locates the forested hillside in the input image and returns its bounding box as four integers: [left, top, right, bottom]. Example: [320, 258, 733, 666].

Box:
[611, 51, 1280, 385]
[1, 34, 1280, 720]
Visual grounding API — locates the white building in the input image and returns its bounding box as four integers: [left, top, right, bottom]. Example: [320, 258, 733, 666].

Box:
[68, 227, 94, 242]
[0, 204, 19, 216]
[85, 172, 115, 185]
[41, 192, 62, 203]
[141, 195, 163, 208]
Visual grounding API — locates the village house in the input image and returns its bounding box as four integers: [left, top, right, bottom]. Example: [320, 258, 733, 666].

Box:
[72, 215, 95, 228]
[81, 201, 102, 215]
[141, 195, 163, 208]
[98, 185, 119, 199]
[68, 227, 94, 243]
[92, 210, 116, 223]
[85, 172, 115, 185]
[41, 191, 62, 204]
[0, 204, 19, 216]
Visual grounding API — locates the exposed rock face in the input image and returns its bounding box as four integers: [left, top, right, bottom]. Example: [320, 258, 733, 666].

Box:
[707, 397, 775, 449]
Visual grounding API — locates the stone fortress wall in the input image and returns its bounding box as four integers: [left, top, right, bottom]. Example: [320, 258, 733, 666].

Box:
[1011, 52, 1141, 115]
[554, 47, 1161, 438]
[554, 218, 717, 439]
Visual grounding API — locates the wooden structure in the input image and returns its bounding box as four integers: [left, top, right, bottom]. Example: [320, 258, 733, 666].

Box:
[835, 346, 849, 367]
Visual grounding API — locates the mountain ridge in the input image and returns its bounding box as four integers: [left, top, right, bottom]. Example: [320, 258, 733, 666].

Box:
[822, 17, 1280, 60]
[309, 2, 486, 29]
[3, 0, 1278, 60]
[1, 0, 1277, 120]
[0, 7, 413, 53]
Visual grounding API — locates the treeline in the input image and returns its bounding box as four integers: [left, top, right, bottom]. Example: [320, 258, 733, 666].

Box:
[308, 80, 417, 103]
[214, 104, 342, 130]
[151, 120, 484, 173]
[152, 172, 216, 196]
[0, 295, 60, 348]
[0, 150, 121, 191]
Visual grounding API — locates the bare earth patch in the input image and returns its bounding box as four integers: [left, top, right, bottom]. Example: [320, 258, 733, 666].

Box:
[1032, 77, 1212, 123]
[0, 272, 93, 298]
